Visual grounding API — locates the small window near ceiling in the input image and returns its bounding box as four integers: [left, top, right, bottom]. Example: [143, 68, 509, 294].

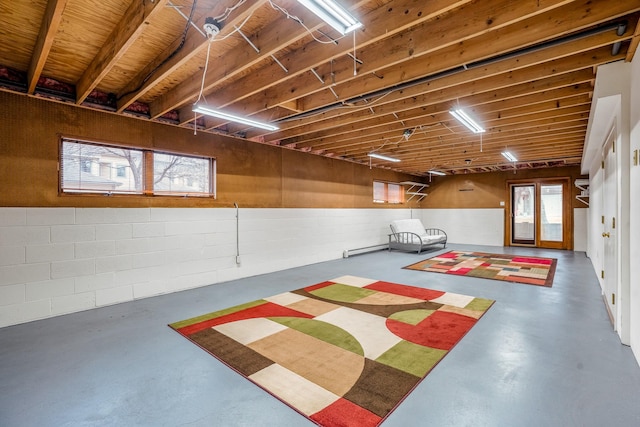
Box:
[60, 138, 216, 199]
[153, 152, 214, 197]
[60, 139, 143, 194]
[373, 181, 404, 204]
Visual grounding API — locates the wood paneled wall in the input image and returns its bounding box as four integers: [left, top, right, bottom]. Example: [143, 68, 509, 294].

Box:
[0, 91, 588, 210]
[0, 91, 417, 208]
[422, 167, 588, 210]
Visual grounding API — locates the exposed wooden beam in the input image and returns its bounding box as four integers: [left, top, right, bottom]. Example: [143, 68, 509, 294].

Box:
[153, 0, 475, 119]
[160, 2, 326, 121]
[301, 79, 594, 153]
[117, 0, 268, 113]
[367, 129, 588, 166]
[238, 0, 634, 139]
[308, 107, 590, 152]
[626, 14, 640, 61]
[280, 91, 592, 164]
[4, 0, 640, 177]
[282, 61, 601, 148]
[27, 0, 68, 94]
[75, 0, 169, 104]
[279, 100, 303, 113]
[266, 0, 638, 130]
[335, 121, 589, 160]
[403, 145, 587, 169]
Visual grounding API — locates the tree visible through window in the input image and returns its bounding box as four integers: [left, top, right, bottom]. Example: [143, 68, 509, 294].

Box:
[60, 138, 215, 197]
[153, 153, 212, 195]
[61, 140, 143, 194]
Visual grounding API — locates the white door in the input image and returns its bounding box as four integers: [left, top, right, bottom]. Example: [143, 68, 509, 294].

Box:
[602, 130, 618, 328]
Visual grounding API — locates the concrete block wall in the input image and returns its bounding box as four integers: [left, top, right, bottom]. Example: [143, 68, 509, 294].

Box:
[420, 208, 506, 246]
[0, 207, 412, 327]
[420, 207, 588, 250]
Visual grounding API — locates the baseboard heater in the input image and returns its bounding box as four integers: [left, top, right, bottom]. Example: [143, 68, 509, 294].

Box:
[343, 243, 389, 258]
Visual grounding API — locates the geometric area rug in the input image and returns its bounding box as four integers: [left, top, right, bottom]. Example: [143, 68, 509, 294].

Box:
[404, 251, 557, 287]
[169, 275, 494, 427]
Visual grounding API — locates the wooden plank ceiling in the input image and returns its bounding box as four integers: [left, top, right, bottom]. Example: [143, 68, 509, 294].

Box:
[1, 0, 639, 176]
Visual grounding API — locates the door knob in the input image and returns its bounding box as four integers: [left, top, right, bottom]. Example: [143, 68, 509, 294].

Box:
[602, 232, 610, 238]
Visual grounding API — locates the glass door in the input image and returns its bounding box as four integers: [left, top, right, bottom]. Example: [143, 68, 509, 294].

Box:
[512, 185, 535, 245]
[508, 179, 570, 249]
[540, 184, 563, 243]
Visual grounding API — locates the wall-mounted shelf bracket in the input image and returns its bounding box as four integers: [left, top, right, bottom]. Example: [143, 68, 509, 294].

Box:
[401, 181, 429, 202]
[575, 178, 589, 206]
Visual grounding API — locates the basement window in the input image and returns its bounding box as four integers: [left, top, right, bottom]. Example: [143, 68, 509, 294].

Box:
[373, 181, 404, 204]
[153, 152, 215, 196]
[60, 138, 216, 198]
[61, 139, 144, 194]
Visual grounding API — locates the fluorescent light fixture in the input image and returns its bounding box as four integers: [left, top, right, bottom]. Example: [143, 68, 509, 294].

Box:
[297, 0, 363, 34]
[428, 170, 446, 176]
[368, 152, 400, 162]
[449, 109, 485, 133]
[193, 105, 279, 131]
[502, 151, 518, 162]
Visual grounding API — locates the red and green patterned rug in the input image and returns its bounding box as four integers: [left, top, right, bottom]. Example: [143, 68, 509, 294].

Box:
[169, 275, 493, 427]
[405, 251, 557, 287]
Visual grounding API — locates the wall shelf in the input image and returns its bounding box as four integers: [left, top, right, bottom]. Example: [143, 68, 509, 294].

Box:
[401, 181, 429, 202]
[575, 178, 589, 206]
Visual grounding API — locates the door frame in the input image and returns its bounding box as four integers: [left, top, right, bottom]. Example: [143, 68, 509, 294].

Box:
[601, 127, 618, 329]
[510, 184, 536, 245]
[505, 177, 573, 250]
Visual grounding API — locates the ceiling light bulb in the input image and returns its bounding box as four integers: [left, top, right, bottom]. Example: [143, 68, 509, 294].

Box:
[502, 151, 518, 162]
[297, 0, 363, 34]
[193, 105, 278, 131]
[450, 109, 485, 133]
[368, 152, 401, 162]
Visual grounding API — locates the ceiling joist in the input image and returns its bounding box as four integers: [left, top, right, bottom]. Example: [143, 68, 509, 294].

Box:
[1, 0, 639, 176]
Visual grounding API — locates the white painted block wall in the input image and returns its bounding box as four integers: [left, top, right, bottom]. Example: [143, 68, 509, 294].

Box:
[629, 50, 640, 362]
[573, 208, 588, 252]
[419, 208, 505, 247]
[0, 207, 412, 327]
[0, 205, 591, 327]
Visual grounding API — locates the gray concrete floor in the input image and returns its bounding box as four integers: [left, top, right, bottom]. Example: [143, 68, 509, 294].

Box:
[1, 244, 639, 427]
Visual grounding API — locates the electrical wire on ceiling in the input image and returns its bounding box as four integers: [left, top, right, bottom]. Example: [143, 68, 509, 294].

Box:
[118, 0, 199, 101]
[367, 125, 415, 163]
[119, 0, 252, 103]
[276, 20, 628, 123]
[268, 0, 349, 45]
[268, 0, 360, 78]
[363, 121, 449, 167]
[192, 0, 257, 134]
[215, 0, 246, 22]
[367, 140, 395, 169]
[281, 88, 395, 123]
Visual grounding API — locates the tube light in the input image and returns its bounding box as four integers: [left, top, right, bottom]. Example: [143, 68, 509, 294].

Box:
[368, 152, 400, 162]
[193, 105, 279, 131]
[449, 109, 485, 133]
[502, 151, 518, 162]
[297, 0, 363, 35]
[428, 170, 446, 176]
